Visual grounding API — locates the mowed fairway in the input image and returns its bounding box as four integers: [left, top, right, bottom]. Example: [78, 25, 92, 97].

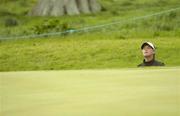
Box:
[0, 68, 180, 116]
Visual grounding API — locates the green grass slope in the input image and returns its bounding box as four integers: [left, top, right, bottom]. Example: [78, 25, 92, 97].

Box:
[0, 0, 180, 37]
[1, 68, 180, 116]
[0, 36, 180, 71]
[0, 0, 180, 71]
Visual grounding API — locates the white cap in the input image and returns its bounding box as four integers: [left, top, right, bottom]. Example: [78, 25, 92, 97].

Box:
[141, 42, 155, 50]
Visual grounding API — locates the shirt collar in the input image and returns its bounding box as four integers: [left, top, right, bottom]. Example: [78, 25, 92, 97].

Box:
[143, 58, 155, 65]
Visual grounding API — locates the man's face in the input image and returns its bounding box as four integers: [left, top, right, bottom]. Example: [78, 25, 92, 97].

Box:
[142, 45, 154, 57]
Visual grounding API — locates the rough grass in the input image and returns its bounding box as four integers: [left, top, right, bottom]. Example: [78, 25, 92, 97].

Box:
[0, 0, 180, 71]
[0, 0, 180, 37]
[0, 35, 180, 71]
[1, 68, 180, 116]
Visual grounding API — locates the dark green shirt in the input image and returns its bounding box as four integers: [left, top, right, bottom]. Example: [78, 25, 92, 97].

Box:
[138, 59, 165, 67]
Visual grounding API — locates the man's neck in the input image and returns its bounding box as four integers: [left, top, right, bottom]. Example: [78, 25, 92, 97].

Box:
[144, 55, 154, 62]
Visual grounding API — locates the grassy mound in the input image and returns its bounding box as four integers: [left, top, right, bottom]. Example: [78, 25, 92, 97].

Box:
[1, 68, 180, 116]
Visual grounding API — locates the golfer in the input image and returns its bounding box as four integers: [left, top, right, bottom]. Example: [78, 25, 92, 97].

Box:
[138, 42, 165, 67]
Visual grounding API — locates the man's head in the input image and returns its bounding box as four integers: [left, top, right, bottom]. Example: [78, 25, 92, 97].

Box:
[141, 42, 155, 58]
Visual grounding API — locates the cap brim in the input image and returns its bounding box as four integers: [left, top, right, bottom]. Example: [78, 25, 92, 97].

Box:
[141, 42, 155, 50]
